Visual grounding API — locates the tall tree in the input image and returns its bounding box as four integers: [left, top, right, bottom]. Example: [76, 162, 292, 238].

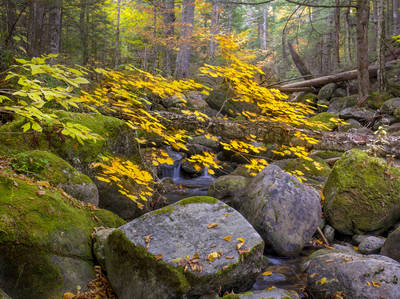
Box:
[79, 0, 89, 65]
[210, 0, 220, 58]
[175, 0, 195, 79]
[114, 0, 121, 67]
[394, 0, 400, 34]
[28, 0, 46, 57]
[356, 0, 370, 105]
[333, 0, 340, 70]
[162, 0, 175, 75]
[49, 0, 62, 55]
[377, 0, 386, 91]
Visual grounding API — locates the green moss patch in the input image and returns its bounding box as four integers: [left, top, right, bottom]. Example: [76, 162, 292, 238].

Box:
[177, 196, 219, 206]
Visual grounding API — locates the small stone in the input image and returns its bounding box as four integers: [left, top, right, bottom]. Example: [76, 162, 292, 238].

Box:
[323, 225, 335, 243]
[358, 236, 386, 254]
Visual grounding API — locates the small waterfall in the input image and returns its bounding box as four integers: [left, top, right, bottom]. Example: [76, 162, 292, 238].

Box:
[160, 150, 182, 180]
[172, 161, 182, 180]
[202, 166, 211, 178]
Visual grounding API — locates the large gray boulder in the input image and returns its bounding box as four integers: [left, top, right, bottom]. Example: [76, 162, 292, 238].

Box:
[99, 196, 265, 299]
[339, 107, 376, 121]
[381, 97, 400, 115]
[303, 249, 400, 299]
[318, 83, 336, 101]
[323, 149, 400, 235]
[381, 227, 400, 262]
[237, 165, 322, 256]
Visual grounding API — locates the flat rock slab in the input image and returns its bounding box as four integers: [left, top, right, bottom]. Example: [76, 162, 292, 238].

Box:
[103, 196, 265, 299]
[303, 249, 400, 299]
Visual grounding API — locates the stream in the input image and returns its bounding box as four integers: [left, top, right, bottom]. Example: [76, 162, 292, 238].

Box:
[159, 153, 309, 298]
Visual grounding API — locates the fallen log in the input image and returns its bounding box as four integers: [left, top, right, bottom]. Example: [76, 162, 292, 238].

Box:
[158, 111, 400, 158]
[278, 60, 400, 91]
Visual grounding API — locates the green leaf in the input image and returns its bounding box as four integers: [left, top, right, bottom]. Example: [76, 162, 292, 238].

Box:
[21, 122, 31, 132]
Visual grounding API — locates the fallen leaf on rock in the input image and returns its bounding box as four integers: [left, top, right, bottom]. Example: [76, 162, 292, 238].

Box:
[262, 271, 272, 276]
[224, 213, 229, 217]
[155, 254, 163, 261]
[37, 181, 50, 188]
[320, 277, 327, 285]
[372, 281, 381, 287]
[225, 256, 234, 259]
[309, 272, 319, 278]
[208, 223, 218, 229]
[207, 250, 222, 263]
[222, 265, 230, 271]
[210, 243, 216, 248]
[63, 293, 76, 299]
[144, 234, 153, 250]
[223, 235, 232, 242]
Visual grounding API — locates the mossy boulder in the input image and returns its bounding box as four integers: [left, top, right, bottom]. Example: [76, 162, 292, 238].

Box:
[306, 112, 339, 131]
[381, 98, 400, 115]
[327, 95, 358, 114]
[11, 150, 98, 205]
[317, 83, 336, 101]
[98, 196, 264, 299]
[238, 165, 322, 256]
[208, 175, 249, 207]
[0, 171, 125, 298]
[298, 93, 317, 104]
[368, 91, 392, 109]
[323, 149, 400, 235]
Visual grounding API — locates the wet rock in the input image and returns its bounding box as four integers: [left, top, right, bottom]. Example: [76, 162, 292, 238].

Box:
[238, 165, 322, 256]
[100, 196, 264, 299]
[303, 249, 400, 299]
[358, 236, 386, 254]
[191, 135, 220, 150]
[381, 226, 400, 262]
[327, 95, 358, 114]
[323, 149, 400, 235]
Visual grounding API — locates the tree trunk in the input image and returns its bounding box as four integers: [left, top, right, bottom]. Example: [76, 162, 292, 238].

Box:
[333, 0, 341, 70]
[175, 0, 195, 79]
[79, 0, 88, 65]
[321, 12, 334, 75]
[28, 0, 46, 57]
[344, 0, 352, 65]
[227, 2, 233, 33]
[394, 0, 400, 34]
[114, 0, 121, 67]
[377, 0, 386, 92]
[5, 0, 16, 48]
[210, 0, 219, 58]
[48, 0, 62, 55]
[288, 42, 313, 79]
[356, 0, 370, 106]
[261, 7, 268, 50]
[162, 0, 175, 75]
[278, 59, 399, 91]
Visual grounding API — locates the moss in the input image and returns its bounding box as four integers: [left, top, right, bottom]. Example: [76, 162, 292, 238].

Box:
[149, 204, 176, 216]
[222, 295, 241, 299]
[10, 150, 92, 185]
[323, 149, 400, 234]
[106, 229, 191, 296]
[282, 156, 331, 178]
[368, 91, 392, 109]
[177, 196, 220, 205]
[306, 112, 339, 131]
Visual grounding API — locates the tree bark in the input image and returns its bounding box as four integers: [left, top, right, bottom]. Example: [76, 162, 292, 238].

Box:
[162, 0, 175, 75]
[377, 0, 386, 92]
[227, 2, 233, 33]
[356, 0, 370, 106]
[321, 12, 334, 75]
[344, 0, 352, 65]
[28, 0, 46, 57]
[394, 0, 400, 34]
[175, 0, 195, 79]
[48, 0, 62, 55]
[114, 0, 121, 67]
[333, 0, 341, 70]
[288, 42, 313, 79]
[5, 0, 16, 48]
[210, 0, 220, 58]
[261, 7, 268, 50]
[79, 0, 88, 65]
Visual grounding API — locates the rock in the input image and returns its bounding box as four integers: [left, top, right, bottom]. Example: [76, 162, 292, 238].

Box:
[394, 106, 400, 121]
[358, 236, 386, 254]
[339, 107, 376, 121]
[352, 235, 369, 245]
[368, 91, 392, 109]
[323, 225, 335, 243]
[10, 150, 99, 205]
[237, 165, 322, 256]
[327, 95, 358, 113]
[333, 88, 347, 98]
[222, 288, 300, 298]
[381, 97, 400, 115]
[297, 93, 317, 104]
[323, 149, 400, 235]
[208, 175, 249, 206]
[230, 165, 252, 178]
[190, 135, 220, 150]
[185, 91, 209, 110]
[337, 118, 362, 132]
[162, 94, 187, 108]
[306, 112, 338, 131]
[381, 227, 400, 262]
[92, 228, 116, 269]
[100, 196, 264, 299]
[318, 83, 336, 101]
[303, 249, 400, 299]
[388, 122, 400, 134]
[0, 171, 125, 298]
[181, 159, 201, 176]
[347, 127, 373, 135]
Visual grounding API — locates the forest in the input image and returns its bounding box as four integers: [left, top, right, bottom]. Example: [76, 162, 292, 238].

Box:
[2, 0, 400, 298]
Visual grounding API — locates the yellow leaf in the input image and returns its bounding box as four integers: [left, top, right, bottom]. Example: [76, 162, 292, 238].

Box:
[208, 223, 218, 229]
[262, 271, 272, 276]
[223, 235, 232, 242]
[320, 277, 327, 285]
